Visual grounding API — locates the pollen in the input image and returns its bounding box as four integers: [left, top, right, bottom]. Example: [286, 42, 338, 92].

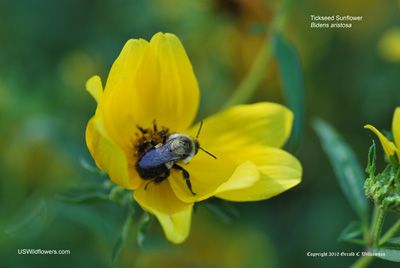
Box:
[134, 120, 170, 157]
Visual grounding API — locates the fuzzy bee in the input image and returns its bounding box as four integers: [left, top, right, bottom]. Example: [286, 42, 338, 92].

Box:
[135, 121, 216, 195]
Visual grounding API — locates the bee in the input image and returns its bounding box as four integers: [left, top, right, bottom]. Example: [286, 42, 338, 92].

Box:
[135, 121, 216, 195]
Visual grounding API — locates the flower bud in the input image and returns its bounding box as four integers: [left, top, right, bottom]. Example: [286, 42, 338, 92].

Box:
[365, 142, 400, 212]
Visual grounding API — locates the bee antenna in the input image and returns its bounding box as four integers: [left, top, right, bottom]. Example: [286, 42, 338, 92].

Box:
[196, 121, 203, 139]
[200, 147, 217, 159]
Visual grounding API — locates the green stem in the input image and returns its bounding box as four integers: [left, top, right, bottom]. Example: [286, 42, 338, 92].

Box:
[220, 35, 272, 110]
[112, 202, 136, 262]
[351, 208, 400, 268]
[220, 0, 293, 110]
[373, 208, 387, 247]
[381, 218, 400, 244]
[350, 255, 374, 268]
[109, 185, 124, 203]
[368, 205, 380, 243]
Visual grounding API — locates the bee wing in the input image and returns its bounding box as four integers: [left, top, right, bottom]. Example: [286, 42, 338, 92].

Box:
[138, 140, 181, 168]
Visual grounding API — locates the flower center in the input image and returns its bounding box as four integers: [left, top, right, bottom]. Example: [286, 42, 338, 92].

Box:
[133, 120, 197, 195]
[134, 120, 170, 157]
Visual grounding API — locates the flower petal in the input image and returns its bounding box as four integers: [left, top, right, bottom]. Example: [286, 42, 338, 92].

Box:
[393, 107, 400, 151]
[85, 76, 142, 189]
[215, 146, 302, 201]
[86, 75, 103, 104]
[188, 103, 293, 152]
[365, 124, 398, 160]
[102, 33, 200, 158]
[168, 102, 295, 203]
[168, 150, 237, 203]
[214, 161, 260, 192]
[102, 38, 149, 153]
[134, 181, 193, 244]
[104, 39, 148, 95]
[146, 32, 200, 131]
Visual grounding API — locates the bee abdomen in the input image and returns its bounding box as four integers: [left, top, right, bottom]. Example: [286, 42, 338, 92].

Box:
[135, 160, 169, 180]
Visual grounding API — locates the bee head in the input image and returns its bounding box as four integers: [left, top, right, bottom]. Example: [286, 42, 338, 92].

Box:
[169, 134, 197, 164]
[168, 121, 216, 165]
[194, 139, 200, 155]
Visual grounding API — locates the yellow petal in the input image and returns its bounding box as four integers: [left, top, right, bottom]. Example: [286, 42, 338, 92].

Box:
[215, 146, 302, 201]
[377, 27, 400, 62]
[168, 102, 295, 203]
[168, 149, 237, 203]
[85, 77, 142, 189]
[102, 33, 200, 157]
[86, 76, 103, 104]
[393, 107, 400, 150]
[188, 103, 293, 152]
[134, 181, 193, 244]
[215, 161, 260, 192]
[392, 108, 400, 162]
[102, 38, 149, 154]
[364, 124, 398, 160]
[147, 32, 200, 132]
[104, 39, 148, 95]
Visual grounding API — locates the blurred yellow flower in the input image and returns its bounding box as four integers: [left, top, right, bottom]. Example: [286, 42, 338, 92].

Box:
[365, 107, 400, 162]
[85, 32, 302, 243]
[133, 211, 278, 268]
[377, 27, 400, 62]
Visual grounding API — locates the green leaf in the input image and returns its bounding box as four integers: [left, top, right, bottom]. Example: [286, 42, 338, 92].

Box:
[312, 118, 369, 226]
[137, 212, 152, 249]
[80, 157, 107, 176]
[5, 199, 47, 238]
[337, 221, 369, 246]
[273, 33, 305, 152]
[109, 185, 133, 207]
[202, 198, 240, 224]
[373, 237, 400, 262]
[338, 221, 363, 241]
[112, 205, 135, 262]
[55, 191, 110, 204]
[365, 141, 376, 176]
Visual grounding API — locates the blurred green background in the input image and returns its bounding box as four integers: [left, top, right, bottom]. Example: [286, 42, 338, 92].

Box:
[1, 0, 400, 267]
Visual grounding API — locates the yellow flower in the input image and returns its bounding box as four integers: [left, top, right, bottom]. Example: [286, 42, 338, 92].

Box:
[377, 27, 400, 62]
[85, 32, 302, 243]
[365, 107, 400, 162]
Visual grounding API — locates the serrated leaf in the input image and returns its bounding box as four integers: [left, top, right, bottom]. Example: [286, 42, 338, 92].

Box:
[344, 239, 370, 247]
[137, 212, 152, 249]
[373, 237, 400, 262]
[273, 33, 305, 152]
[337, 221, 369, 246]
[112, 205, 135, 262]
[219, 199, 240, 218]
[338, 222, 363, 242]
[312, 118, 369, 226]
[202, 199, 239, 224]
[80, 157, 107, 176]
[55, 191, 110, 204]
[5, 199, 47, 238]
[203, 203, 232, 224]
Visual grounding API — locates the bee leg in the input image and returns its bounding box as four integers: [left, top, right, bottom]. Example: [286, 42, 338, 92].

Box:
[136, 125, 147, 135]
[145, 170, 170, 190]
[172, 164, 196, 195]
[154, 170, 170, 184]
[146, 140, 157, 147]
[153, 119, 157, 132]
[144, 181, 152, 190]
[137, 140, 157, 153]
[158, 130, 167, 144]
